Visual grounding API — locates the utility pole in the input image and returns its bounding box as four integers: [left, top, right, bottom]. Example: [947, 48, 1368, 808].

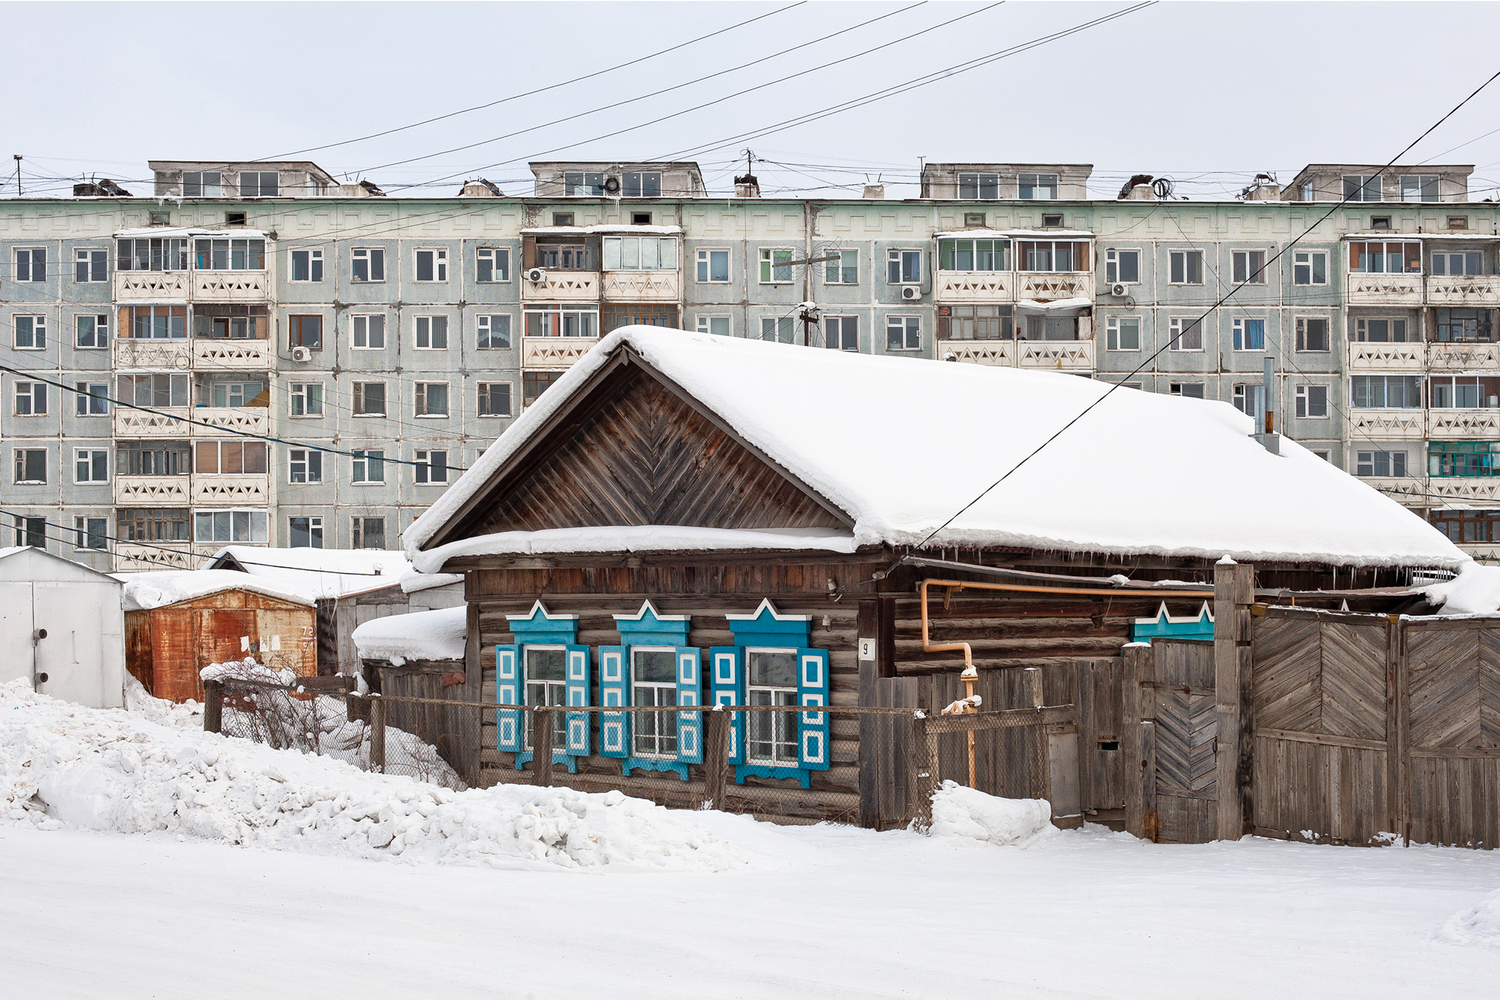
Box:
[12, 155, 21, 196]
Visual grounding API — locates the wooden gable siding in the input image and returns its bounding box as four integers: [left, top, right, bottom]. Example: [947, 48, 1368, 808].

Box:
[457, 365, 848, 540]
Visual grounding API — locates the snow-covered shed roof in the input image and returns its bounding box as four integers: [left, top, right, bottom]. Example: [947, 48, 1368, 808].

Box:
[205, 547, 416, 600]
[0, 546, 124, 584]
[352, 606, 467, 663]
[117, 570, 315, 613]
[406, 327, 1467, 573]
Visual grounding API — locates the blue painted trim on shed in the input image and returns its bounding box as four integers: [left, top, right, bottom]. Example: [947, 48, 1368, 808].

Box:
[1130, 602, 1215, 643]
[726, 598, 812, 648]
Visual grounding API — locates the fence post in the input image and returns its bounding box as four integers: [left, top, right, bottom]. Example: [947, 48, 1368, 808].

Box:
[1141, 720, 1158, 842]
[203, 679, 223, 734]
[1023, 667, 1049, 801]
[703, 709, 730, 810]
[1214, 559, 1255, 841]
[370, 697, 386, 774]
[1121, 645, 1145, 837]
[533, 709, 555, 787]
[1386, 616, 1412, 845]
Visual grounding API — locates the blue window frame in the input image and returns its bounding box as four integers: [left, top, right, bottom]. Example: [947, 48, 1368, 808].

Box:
[599, 600, 703, 782]
[496, 601, 590, 773]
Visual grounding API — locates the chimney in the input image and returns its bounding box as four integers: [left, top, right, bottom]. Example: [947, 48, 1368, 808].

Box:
[734, 173, 760, 198]
[1240, 172, 1281, 201]
[460, 178, 503, 197]
[1118, 174, 1157, 200]
[862, 184, 885, 200]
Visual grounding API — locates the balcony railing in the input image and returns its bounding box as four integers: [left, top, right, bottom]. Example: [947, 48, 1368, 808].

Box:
[191, 407, 269, 437]
[601, 270, 680, 301]
[1456, 542, 1500, 563]
[1348, 342, 1424, 370]
[1428, 341, 1500, 370]
[1359, 477, 1426, 506]
[520, 270, 600, 302]
[934, 273, 1012, 301]
[522, 336, 600, 369]
[115, 408, 190, 437]
[1345, 273, 1423, 307]
[1426, 274, 1500, 305]
[1016, 271, 1094, 301]
[115, 339, 191, 370]
[1017, 339, 1095, 370]
[114, 543, 195, 572]
[113, 270, 189, 302]
[1425, 477, 1500, 503]
[192, 475, 269, 507]
[191, 270, 271, 303]
[1427, 409, 1500, 438]
[193, 338, 272, 369]
[114, 475, 191, 506]
[937, 340, 1014, 366]
[1349, 408, 1425, 439]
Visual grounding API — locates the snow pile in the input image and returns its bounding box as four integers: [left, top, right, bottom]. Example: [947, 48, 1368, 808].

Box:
[352, 606, 467, 664]
[1438, 888, 1500, 948]
[117, 569, 314, 612]
[1424, 562, 1500, 615]
[927, 780, 1057, 848]
[0, 679, 756, 872]
[200, 657, 296, 686]
[122, 674, 203, 732]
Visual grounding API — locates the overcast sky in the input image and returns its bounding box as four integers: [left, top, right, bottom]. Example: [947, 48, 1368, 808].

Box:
[7, 1, 1500, 202]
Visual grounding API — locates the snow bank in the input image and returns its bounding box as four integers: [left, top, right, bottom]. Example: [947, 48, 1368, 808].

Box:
[0, 679, 755, 873]
[1438, 888, 1500, 949]
[927, 780, 1057, 848]
[122, 674, 203, 732]
[352, 606, 467, 664]
[1424, 562, 1500, 615]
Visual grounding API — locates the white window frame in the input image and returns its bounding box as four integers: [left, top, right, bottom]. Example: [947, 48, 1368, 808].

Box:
[1169, 250, 1204, 285]
[1293, 251, 1328, 286]
[74, 516, 108, 551]
[695, 248, 730, 283]
[290, 382, 323, 417]
[414, 315, 449, 350]
[14, 381, 46, 416]
[602, 236, 678, 271]
[1353, 317, 1410, 343]
[630, 646, 679, 760]
[74, 247, 108, 283]
[75, 381, 108, 416]
[290, 248, 324, 283]
[351, 449, 385, 484]
[1232, 250, 1268, 285]
[477, 382, 512, 418]
[1017, 172, 1058, 200]
[522, 645, 569, 751]
[74, 449, 108, 484]
[1399, 174, 1439, 203]
[14, 247, 46, 283]
[1169, 382, 1206, 399]
[886, 315, 921, 352]
[351, 314, 386, 350]
[195, 509, 269, 544]
[351, 247, 385, 282]
[887, 248, 922, 284]
[13, 448, 46, 484]
[1296, 384, 1330, 419]
[288, 448, 323, 484]
[1105, 316, 1141, 352]
[1168, 316, 1203, 351]
[744, 646, 799, 767]
[239, 171, 279, 198]
[1296, 316, 1330, 353]
[824, 315, 859, 351]
[75, 313, 108, 349]
[1233, 383, 1267, 422]
[1105, 249, 1140, 285]
[758, 247, 795, 284]
[958, 172, 1000, 200]
[476, 246, 511, 283]
[622, 171, 662, 198]
[1355, 450, 1408, 478]
[1232, 317, 1266, 352]
[824, 249, 859, 285]
[288, 516, 324, 549]
[352, 382, 387, 417]
[696, 314, 732, 338]
[415, 247, 449, 283]
[415, 382, 450, 418]
[1343, 174, 1383, 202]
[352, 516, 386, 549]
[414, 449, 449, 486]
[182, 170, 221, 197]
[477, 313, 511, 350]
[14, 315, 46, 350]
[761, 316, 795, 344]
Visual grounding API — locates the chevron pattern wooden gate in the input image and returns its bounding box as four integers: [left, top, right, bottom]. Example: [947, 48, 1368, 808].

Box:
[1122, 638, 1218, 843]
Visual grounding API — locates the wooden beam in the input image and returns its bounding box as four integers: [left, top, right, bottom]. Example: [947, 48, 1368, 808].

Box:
[1214, 560, 1255, 841]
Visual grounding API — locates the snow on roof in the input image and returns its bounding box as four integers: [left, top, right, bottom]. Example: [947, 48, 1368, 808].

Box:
[934, 229, 1096, 239]
[209, 547, 412, 600]
[113, 227, 268, 240]
[407, 327, 1468, 572]
[417, 526, 856, 570]
[352, 606, 467, 663]
[397, 567, 464, 595]
[117, 570, 315, 612]
[520, 225, 684, 236]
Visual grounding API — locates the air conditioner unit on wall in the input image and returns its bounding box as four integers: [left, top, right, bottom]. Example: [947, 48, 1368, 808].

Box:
[1111, 282, 1128, 296]
[526, 267, 547, 283]
[291, 346, 313, 362]
[900, 285, 922, 301]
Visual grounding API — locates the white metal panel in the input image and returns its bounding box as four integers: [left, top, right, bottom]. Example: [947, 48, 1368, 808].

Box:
[0, 582, 35, 688]
[31, 580, 125, 709]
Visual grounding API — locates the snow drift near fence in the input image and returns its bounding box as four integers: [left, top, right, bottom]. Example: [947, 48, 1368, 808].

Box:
[1439, 888, 1500, 949]
[0, 679, 757, 873]
[927, 780, 1058, 848]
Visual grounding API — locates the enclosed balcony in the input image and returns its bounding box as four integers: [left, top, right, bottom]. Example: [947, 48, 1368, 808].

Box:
[601, 270, 680, 301]
[934, 235, 1013, 302]
[191, 269, 270, 303]
[1017, 339, 1095, 371]
[1348, 409, 1425, 440]
[1345, 240, 1424, 306]
[115, 306, 189, 368]
[114, 408, 190, 438]
[114, 475, 191, 505]
[522, 336, 600, 369]
[113, 543, 194, 571]
[521, 270, 600, 302]
[114, 270, 189, 302]
[1348, 341, 1423, 370]
[192, 476, 270, 507]
[937, 341, 1014, 366]
[1427, 273, 1500, 305]
[600, 234, 680, 301]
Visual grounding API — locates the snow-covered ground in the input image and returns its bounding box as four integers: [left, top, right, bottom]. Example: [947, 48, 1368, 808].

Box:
[3, 680, 1499, 998]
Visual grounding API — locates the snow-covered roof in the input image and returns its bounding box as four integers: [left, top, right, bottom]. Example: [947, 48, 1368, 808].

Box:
[352, 606, 467, 663]
[520, 225, 683, 236]
[407, 327, 1468, 572]
[208, 547, 412, 600]
[419, 526, 856, 568]
[113, 227, 268, 240]
[397, 567, 464, 595]
[934, 229, 1096, 239]
[117, 570, 315, 613]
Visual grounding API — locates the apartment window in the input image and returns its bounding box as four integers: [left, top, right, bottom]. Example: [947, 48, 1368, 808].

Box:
[116, 441, 190, 477]
[290, 382, 323, 417]
[117, 507, 189, 543]
[351, 315, 385, 349]
[522, 371, 562, 408]
[824, 249, 859, 284]
[1232, 250, 1267, 284]
[958, 173, 1000, 200]
[1399, 174, 1439, 202]
[414, 449, 448, 485]
[14, 517, 46, 548]
[1017, 241, 1087, 272]
[351, 450, 385, 484]
[1353, 317, 1409, 343]
[1429, 442, 1500, 478]
[1017, 172, 1058, 200]
[476, 247, 511, 282]
[415, 316, 449, 349]
[564, 172, 605, 196]
[288, 449, 323, 484]
[1169, 250, 1204, 284]
[1432, 251, 1485, 277]
[1168, 317, 1203, 351]
[415, 382, 449, 417]
[1351, 375, 1423, 408]
[695, 315, 731, 337]
[477, 314, 511, 349]
[74, 247, 107, 282]
[75, 313, 108, 348]
[1357, 450, 1409, 478]
[74, 516, 108, 551]
[1293, 251, 1327, 285]
[939, 304, 1012, 341]
[525, 305, 598, 338]
[477, 382, 512, 417]
[1436, 308, 1494, 343]
[195, 509, 268, 544]
[195, 440, 268, 475]
[631, 212, 653, 226]
[824, 316, 858, 351]
[887, 248, 922, 284]
[193, 238, 265, 270]
[1431, 509, 1500, 543]
[182, 171, 221, 197]
[1430, 375, 1500, 409]
[116, 237, 188, 272]
[415, 248, 449, 282]
[13, 449, 46, 484]
[1349, 241, 1422, 274]
[351, 247, 385, 282]
[622, 171, 662, 197]
[287, 315, 322, 351]
[1041, 213, 1064, 228]
[1105, 317, 1141, 352]
[1233, 384, 1267, 423]
[352, 517, 386, 549]
[1169, 382, 1206, 399]
[604, 304, 678, 336]
[14, 315, 45, 350]
[938, 239, 1009, 272]
[1343, 174, 1383, 202]
[602, 236, 678, 270]
[117, 374, 188, 407]
[1296, 384, 1329, 419]
[886, 315, 920, 351]
[536, 242, 589, 269]
[290, 249, 323, 282]
[759, 248, 795, 284]
[206, 379, 265, 408]
[1105, 249, 1139, 284]
[239, 171, 279, 197]
[14, 247, 46, 282]
[14, 382, 46, 416]
[225, 211, 247, 226]
[696, 248, 730, 283]
[75, 449, 108, 483]
[119, 305, 187, 340]
[195, 304, 268, 340]
[289, 516, 324, 549]
[1296, 317, 1330, 352]
[353, 382, 387, 417]
[1232, 318, 1265, 351]
[75, 382, 108, 416]
[760, 316, 795, 344]
[551, 212, 574, 227]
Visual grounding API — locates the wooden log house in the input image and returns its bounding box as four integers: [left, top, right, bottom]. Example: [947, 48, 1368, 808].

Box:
[403, 328, 1466, 823]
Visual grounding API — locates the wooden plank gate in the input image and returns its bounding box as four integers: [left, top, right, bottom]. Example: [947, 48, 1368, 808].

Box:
[1123, 639, 1218, 843]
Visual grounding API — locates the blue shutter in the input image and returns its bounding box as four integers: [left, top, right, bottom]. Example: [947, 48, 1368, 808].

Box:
[496, 644, 522, 753]
[709, 646, 743, 765]
[598, 645, 629, 757]
[796, 647, 831, 771]
[564, 644, 591, 757]
[675, 647, 703, 764]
